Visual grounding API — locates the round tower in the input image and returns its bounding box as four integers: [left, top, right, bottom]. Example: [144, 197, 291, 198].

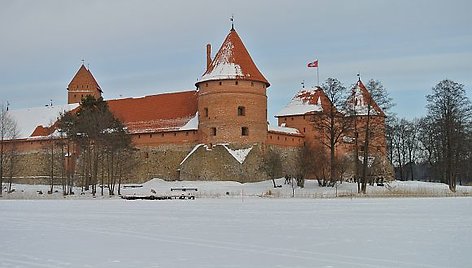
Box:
[196, 28, 270, 146]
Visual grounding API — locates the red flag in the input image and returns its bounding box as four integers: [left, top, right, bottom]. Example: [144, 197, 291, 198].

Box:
[307, 60, 318, 68]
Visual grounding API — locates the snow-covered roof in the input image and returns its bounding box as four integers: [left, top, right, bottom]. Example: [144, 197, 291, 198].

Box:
[179, 112, 198, 131]
[198, 29, 269, 86]
[107, 90, 198, 134]
[268, 125, 302, 136]
[9, 103, 79, 139]
[347, 80, 384, 116]
[275, 88, 326, 117]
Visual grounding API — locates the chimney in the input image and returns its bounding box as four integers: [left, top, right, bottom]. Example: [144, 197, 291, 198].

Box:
[206, 44, 212, 70]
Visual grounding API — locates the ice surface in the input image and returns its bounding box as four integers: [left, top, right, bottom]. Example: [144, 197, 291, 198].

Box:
[1, 193, 471, 268]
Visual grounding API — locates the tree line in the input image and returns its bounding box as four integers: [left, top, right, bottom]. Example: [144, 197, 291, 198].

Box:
[387, 79, 472, 191]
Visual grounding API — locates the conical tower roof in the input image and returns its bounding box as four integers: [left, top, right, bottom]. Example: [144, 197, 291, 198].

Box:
[275, 86, 334, 117]
[198, 28, 269, 87]
[67, 64, 102, 93]
[349, 79, 384, 116]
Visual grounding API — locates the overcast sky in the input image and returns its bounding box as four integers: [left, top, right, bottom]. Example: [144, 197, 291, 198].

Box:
[1, 0, 471, 123]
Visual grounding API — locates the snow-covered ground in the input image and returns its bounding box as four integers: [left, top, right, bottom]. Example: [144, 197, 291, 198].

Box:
[2, 178, 472, 199]
[1, 180, 472, 267]
[1, 197, 471, 268]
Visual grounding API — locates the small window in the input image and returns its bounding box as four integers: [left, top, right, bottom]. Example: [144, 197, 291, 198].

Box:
[138, 135, 141, 139]
[303, 128, 306, 133]
[291, 117, 294, 121]
[241, 127, 249, 136]
[205, 83, 208, 87]
[161, 133, 164, 137]
[204, 108, 209, 117]
[211, 127, 217, 136]
[238, 106, 245, 116]
[219, 81, 222, 86]
[235, 81, 238, 85]
[149, 134, 153, 138]
[251, 82, 254, 87]
[174, 133, 177, 136]
[186, 132, 189, 136]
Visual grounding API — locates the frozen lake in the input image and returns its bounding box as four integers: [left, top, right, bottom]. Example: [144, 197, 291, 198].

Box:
[1, 197, 471, 268]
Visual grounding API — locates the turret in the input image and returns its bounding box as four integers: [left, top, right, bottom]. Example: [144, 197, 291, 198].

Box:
[67, 64, 102, 104]
[196, 28, 270, 146]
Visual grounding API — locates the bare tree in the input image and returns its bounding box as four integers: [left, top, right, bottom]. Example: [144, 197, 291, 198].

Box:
[349, 79, 393, 194]
[261, 148, 283, 188]
[317, 78, 351, 184]
[425, 80, 471, 192]
[0, 104, 18, 196]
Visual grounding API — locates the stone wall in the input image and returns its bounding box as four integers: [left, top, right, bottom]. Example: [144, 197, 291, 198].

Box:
[130, 144, 196, 183]
[8, 142, 303, 185]
[179, 143, 301, 183]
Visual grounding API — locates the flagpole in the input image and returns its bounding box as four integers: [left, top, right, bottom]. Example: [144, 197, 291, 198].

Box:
[317, 66, 319, 87]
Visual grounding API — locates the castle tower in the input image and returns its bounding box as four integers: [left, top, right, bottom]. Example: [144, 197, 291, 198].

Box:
[347, 78, 387, 155]
[196, 28, 270, 146]
[67, 64, 102, 104]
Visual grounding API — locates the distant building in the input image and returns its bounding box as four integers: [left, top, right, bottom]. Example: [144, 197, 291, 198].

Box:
[6, 27, 392, 183]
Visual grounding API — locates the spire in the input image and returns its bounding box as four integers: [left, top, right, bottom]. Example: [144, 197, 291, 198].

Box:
[197, 28, 269, 86]
[230, 14, 234, 31]
[350, 78, 385, 116]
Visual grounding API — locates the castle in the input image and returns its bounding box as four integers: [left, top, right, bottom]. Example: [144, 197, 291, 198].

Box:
[6, 27, 392, 183]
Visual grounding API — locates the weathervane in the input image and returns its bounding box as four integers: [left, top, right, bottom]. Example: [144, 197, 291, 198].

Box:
[230, 14, 234, 30]
[301, 80, 305, 89]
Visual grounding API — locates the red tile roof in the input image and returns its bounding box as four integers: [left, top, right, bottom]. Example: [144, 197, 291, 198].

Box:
[31, 125, 53, 137]
[107, 90, 198, 133]
[296, 87, 335, 113]
[67, 64, 102, 93]
[199, 28, 269, 86]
